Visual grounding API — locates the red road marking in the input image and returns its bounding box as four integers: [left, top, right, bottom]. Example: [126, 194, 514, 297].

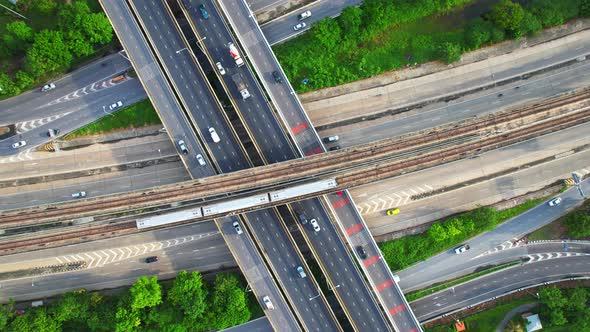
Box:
[304, 147, 323, 156]
[346, 223, 363, 235]
[291, 122, 308, 135]
[331, 198, 349, 209]
[363, 255, 380, 267]
[376, 279, 394, 292]
[389, 304, 406, 316]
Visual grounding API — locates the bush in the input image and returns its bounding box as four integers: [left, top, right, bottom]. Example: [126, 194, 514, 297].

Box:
[438, 42, 463, 64]
[564, 211, 590, 237]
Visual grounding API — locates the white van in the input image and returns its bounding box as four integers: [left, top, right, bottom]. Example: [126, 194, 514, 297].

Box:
[209, 127, 220, 143]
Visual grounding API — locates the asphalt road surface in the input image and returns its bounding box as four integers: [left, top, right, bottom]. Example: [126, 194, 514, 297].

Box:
[398, 178, 590, 292]
[412, 255, 590, 321]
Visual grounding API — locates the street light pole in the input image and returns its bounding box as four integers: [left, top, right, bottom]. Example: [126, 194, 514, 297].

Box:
[309, 294, 320, 301]
[329, 284, 341, 291]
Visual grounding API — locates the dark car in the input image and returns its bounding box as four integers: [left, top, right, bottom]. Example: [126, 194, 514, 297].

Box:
[47, 129, 60, 137]
[145, 256, 158, 263]
[297, 213, 308, 225]
[329, 146, 341, 151]
[199, 4, 209, 19]
[272, 71, 282, 83]
[355, 246, 367, 259]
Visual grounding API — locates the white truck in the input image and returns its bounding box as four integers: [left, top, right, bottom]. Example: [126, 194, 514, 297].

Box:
[232, 73, 251, 100]
[228, 43, 244, 67]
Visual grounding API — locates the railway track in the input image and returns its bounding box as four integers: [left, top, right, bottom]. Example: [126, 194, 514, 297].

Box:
[1, 88, 589, 240]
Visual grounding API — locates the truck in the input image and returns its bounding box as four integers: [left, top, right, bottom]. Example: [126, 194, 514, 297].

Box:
[228, 43, 244, 67]
[232, 73, 251, 100]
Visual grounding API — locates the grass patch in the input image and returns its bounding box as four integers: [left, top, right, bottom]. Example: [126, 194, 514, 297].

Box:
[425, 298, 536, 332]
[406, 261, 519, 302]
[380, 198, 547, 272]
[65, 99, 161, 139]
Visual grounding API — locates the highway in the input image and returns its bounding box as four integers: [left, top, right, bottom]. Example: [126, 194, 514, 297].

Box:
[260, 0, 363, 45]
[127, 0, 250, 172]
[216, 216, 301, 332]
[398, 178, 590, 292]
[99, 0, 212, 178]
[219, 1, 396, 330]
[413, 255, 590, 321]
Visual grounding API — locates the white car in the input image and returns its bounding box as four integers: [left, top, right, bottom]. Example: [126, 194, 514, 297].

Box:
[41, 83, 55, 92]
[296, 266, 307, 278]
[548, 197, 562, 207]
[178, 140, 189, 155]
[109, 101, 123, 110]
[262, 296, 274, 310]
[196, 154, 206, 166]
[233, 221, 243, 234]
[454, 244, 470, 254]
[310, 218, 320, 232]
[293, 22, 306, 31]
[11, 140, 26, 149]
[298, 10, 311, 20]
[216, 62, 226, 75]
[209, 127, 220, 143]
[71, 191, 87, 198]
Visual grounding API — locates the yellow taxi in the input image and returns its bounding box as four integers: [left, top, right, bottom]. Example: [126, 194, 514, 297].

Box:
[386, 208, 400, 216]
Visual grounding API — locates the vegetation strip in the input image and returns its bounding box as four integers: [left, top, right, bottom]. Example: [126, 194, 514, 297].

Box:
[380, 198, 547, 272]
[406, 261, 520, 302]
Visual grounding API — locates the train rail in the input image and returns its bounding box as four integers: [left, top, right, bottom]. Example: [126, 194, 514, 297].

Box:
[1, 88, 589, 227]
[1, 101, 589, 253]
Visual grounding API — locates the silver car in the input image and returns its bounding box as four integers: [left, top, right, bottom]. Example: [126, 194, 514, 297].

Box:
[11, 140, 26, 149]
[296, 266, 307, 278]
[196, 154, 206, 166]
[233, 221, 243, 234]
[216, 62, 226, 75]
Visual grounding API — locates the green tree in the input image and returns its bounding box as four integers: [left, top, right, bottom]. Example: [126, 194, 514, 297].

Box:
[437, 41, 462, 64]
[3, 21, 34, 54]
[465, 18, 492, 49]
[204, 273, 250, 330]
[489, 0, 525, 32]
[338, 6, 363, 38]
[565, 211, 590, 237]
[15, 71, 34, 90]
[130, 276, 162, 310]
[17, 0, 56, 14]
[0, 299, 14, 330]
[539, 286, 567, 310]
[168, 271, 207, 321]
[115, 306, 140, 332]
[566, 287, 588, 313]
[58, 1, 92, 30]
[81, 13, 114, 45]
[32, 308, 61, 332]
[428, 223, 448, 242]
[519, 12, 543, 37]
[582, 0, 590, 16]
[25, 30, 73, 78]
[0, 73, 21, 96]
[52, 290, 89, 323]
[86, 293, 116, 332]
[312, 18, 342, 50]
[549, 310, 568, 326]
[64, 29, 94, 57]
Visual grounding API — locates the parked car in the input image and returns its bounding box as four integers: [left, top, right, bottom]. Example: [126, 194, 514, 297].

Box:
[548, 197, 562, 207]
[145, 256, 158, 263]
[11, 140, 26, 149]
[296, 266, 307, 278]
[329, 146, 341, 151]
[178, 140, 189, 155]
[199, 4, 209, 19]
[356, 245, 367, 259]
[386, 208, 400, 216]
[293, 22, 306, 31]
[454, 244, 470, 254]
[41, 83, 56, 92]
[262, 296, 274, 310]
[216, 62, 226, 75]
[71, 191, 87, 199]
[233, 221, 243, 234]
[109, 101, 123, 110]
[196, 154, 206, 166]
[298, 10, 312, 20]
[309, 218, 320, 232]
[272, 71, 282, 83]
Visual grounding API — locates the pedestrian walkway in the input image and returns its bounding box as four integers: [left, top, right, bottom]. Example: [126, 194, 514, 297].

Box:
[302, 19, 590, 127]
[495, 303, 539, 332]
